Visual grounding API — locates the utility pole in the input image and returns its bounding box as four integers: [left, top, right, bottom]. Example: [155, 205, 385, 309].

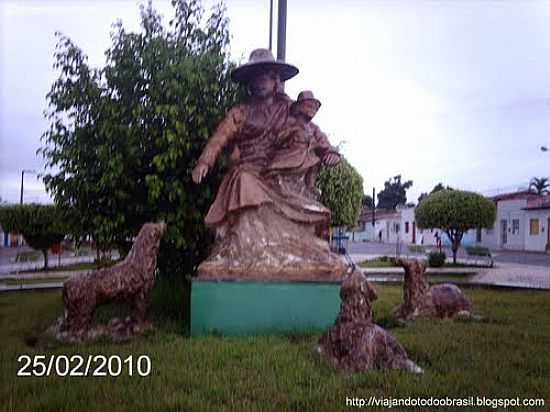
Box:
[20, 171, 24, 204]
[372, 187, 375, 227]
[277, 0, 287, 90]
[20, 169, 36, 204]
[268, 0, 273, 51]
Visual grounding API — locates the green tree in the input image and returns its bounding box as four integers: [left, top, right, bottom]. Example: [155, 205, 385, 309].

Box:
[377, 175, 413, 209]
[362, 194, 374, 209]
[417, 182, 454, 204]
[317, 158, 363, 227]
[415, 190, 496, 263]
[529, 177, 549, 195]
[39, 0, 244, 277]
[0, 204, 66, 269]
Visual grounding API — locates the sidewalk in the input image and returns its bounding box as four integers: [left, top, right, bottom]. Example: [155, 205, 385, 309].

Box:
[349, 253, 550, 290]
[0, 269, 90, 292]
[0, 255, 95, 275]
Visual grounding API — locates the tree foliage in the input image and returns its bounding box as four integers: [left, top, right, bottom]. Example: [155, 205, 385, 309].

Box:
[362, 194, 374, 209]
[415, 190, 496, 263]
[417, 182, 453, 204]
[376, 175, 413, 209]
[0, 204, 66, 269]
[317, 158, 363, 227]
[39, 0, 244, 276]
[529, 177, 549, 195]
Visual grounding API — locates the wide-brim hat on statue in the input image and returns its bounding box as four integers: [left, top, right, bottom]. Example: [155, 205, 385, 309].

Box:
[292, 90, 321, 109]
[231, 48, 299, 84]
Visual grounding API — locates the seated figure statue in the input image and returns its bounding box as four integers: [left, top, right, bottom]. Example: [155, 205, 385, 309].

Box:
[191, 49, 346, 280]
[267, 90, 338, 199]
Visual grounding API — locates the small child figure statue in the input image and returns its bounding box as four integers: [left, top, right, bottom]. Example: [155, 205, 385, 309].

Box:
[268, 90, 339, 196]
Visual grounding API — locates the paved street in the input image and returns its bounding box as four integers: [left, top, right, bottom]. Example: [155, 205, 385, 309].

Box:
[0, 246, 97, 275]
[347, 241, 550, 267]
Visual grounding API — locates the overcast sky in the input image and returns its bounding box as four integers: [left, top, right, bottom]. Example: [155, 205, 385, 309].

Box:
[1, 0, 550, 204]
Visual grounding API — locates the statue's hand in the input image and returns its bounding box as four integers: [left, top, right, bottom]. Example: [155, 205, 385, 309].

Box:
[192, 162, 209, 184]
[323, 153, 340, 167]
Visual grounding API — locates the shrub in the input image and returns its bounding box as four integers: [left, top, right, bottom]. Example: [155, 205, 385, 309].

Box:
[428, 251, 446, 267]
[465, 246, 492, 257]
[408, 244, 425, 254]
[0, 204, 66, 269]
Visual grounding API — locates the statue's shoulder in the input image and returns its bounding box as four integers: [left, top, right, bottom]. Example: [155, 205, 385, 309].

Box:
[275, 93, 294, 107]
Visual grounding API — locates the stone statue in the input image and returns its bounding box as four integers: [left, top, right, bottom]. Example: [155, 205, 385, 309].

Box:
[393, 258, 473, 321]
[267, 90, 335, 196]
[53, 222, 167, 342]
[317, 267, 423, 373]
[192, 49, 345, 280]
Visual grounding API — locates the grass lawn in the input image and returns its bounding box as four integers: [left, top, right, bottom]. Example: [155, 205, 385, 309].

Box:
[359, 257, 490, 270]
[1, 285, 549, 411]
[367, 273, 475, 284]
[358, 258, 398, 268]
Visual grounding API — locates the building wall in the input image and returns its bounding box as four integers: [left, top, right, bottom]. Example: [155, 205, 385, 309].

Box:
[399, 207, 416, 244]
[475, 199, 528, 251]
[349, 196, 549, 252]
[524, 210, 550, 252]
[497, 199, 527, 250]
[0, 225, 8, 248]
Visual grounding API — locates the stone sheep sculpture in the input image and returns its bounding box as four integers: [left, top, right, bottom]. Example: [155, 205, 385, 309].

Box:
[393, 258, 473, 321]
[55, 222, 167, 342]
[317, 267, 423, 374]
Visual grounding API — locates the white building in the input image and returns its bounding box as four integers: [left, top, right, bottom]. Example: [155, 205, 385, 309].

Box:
[349, 206, 440, 247]
[349, 208, 400, 243]
[350, 190, 550, 253]
[518, 194, 550, 252]
[474, 191, 550, 252]
[0, 224, 8, 248]
[0, 224, 23, 248]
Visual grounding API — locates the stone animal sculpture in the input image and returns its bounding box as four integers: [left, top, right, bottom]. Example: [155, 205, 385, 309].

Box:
[317, 267, 423, 373]
[57, 222, 166, 341]
[393, 258, 472, 321]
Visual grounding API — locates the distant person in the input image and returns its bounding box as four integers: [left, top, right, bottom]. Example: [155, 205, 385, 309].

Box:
[434, 232, 442, 252]
[378, 230, 383, 243]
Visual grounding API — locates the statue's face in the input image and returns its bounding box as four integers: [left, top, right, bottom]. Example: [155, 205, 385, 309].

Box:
[249, 71, 277, 98]
[295, 100, 319, 120]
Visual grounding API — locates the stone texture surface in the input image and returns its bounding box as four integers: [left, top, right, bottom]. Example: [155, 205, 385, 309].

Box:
[191, 49, 345, 282]
[52, 222, 166, 342]
[393, 258, 472, 321]
[318, 267, 422, 373]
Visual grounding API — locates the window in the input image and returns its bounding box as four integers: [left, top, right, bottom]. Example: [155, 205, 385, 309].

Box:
[405, 222, 409, 233]
[394, 223, 400, 233]
[529, 219, 539, 236]
[512, 219, 520, 235]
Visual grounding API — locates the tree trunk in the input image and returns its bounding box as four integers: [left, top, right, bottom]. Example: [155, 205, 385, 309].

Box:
[450, 231, 464, 264]
[43, 249, 49, 270]
[452, 246, 457, 264]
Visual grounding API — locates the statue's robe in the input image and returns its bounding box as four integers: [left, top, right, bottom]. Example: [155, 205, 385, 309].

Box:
[195, 94, 346, 280]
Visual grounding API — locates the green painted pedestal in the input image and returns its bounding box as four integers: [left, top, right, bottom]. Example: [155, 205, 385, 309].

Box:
[191, 279, 341, 336]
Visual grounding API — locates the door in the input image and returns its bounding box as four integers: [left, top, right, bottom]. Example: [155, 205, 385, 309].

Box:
[412, 222, 416, 244]
[500, 219, 507, 246]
